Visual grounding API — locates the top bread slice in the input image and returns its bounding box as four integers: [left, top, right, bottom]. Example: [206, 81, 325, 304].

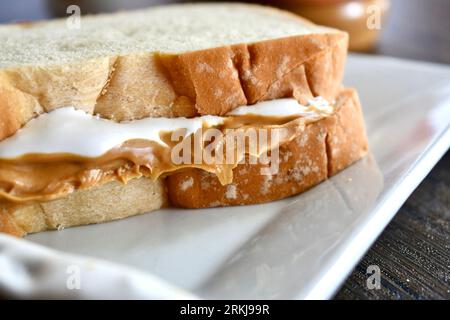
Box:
[0, 3, 348, 141]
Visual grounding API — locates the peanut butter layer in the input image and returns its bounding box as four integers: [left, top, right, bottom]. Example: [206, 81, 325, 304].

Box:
[0, 114, 325, 204]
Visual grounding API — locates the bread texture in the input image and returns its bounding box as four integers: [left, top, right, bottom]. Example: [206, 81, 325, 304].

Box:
[0, 178, 167, 237]
[0, 88, 367, 236]
[0, 3, 348, 141]
[167, 88, 368, 207]
[0, 4, 364, 237]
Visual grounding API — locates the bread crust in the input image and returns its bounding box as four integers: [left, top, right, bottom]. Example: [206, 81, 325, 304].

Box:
[0, 178, 167, 237]
[167, 88, 368, 208]
[0, 31, 347, 140]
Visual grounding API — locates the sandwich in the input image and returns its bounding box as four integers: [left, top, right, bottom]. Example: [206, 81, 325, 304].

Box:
[0, 3, 368, 236]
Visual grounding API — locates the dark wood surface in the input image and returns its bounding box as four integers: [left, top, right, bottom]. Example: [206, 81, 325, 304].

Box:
[335, 152, 450, 299]
[0, 0, 448, 300]
[335, 0, 450, 300]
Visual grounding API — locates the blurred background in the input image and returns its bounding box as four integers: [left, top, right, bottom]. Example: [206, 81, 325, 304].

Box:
[0, 0, 449, 64]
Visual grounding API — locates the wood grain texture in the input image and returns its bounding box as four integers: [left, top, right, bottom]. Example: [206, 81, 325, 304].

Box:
[335, 152, 450, 299]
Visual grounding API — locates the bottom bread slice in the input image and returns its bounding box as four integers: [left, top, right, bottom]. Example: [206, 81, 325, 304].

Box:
[0, 88, 367, 236]
[1, 178, 167, 236]
[167, 88, 368, 207]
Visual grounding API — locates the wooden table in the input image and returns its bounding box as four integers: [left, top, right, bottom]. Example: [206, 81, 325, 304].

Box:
[335, 0, 450, 300]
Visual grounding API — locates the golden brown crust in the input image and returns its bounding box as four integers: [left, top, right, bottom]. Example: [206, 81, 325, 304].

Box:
[0, 76, 43, 140]
[0, 207, 24, 236]
[324, 88, 368, 176]
[167, 88, 368, 208]
[0, 31, 347, 140]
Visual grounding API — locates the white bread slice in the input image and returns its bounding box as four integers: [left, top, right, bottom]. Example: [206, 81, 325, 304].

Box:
[0, 178, 167, 237]
[0, 88, 367, 236]
[0, 3, 348, 140]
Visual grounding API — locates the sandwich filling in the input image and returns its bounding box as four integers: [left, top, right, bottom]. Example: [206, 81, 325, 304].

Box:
[0, 97, 334, 204]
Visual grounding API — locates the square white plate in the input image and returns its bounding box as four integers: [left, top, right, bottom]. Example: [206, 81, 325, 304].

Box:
[2, 54, 450, 299]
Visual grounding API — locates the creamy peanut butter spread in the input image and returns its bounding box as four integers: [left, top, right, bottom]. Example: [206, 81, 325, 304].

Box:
[0, 98, 334, 205]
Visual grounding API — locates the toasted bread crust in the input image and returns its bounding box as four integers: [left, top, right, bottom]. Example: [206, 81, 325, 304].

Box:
[167, 88, 368, 208]
[0, 31, 347, 141]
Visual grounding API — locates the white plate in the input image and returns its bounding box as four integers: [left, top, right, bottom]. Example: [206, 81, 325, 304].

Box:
[1, 54, 450, 299]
